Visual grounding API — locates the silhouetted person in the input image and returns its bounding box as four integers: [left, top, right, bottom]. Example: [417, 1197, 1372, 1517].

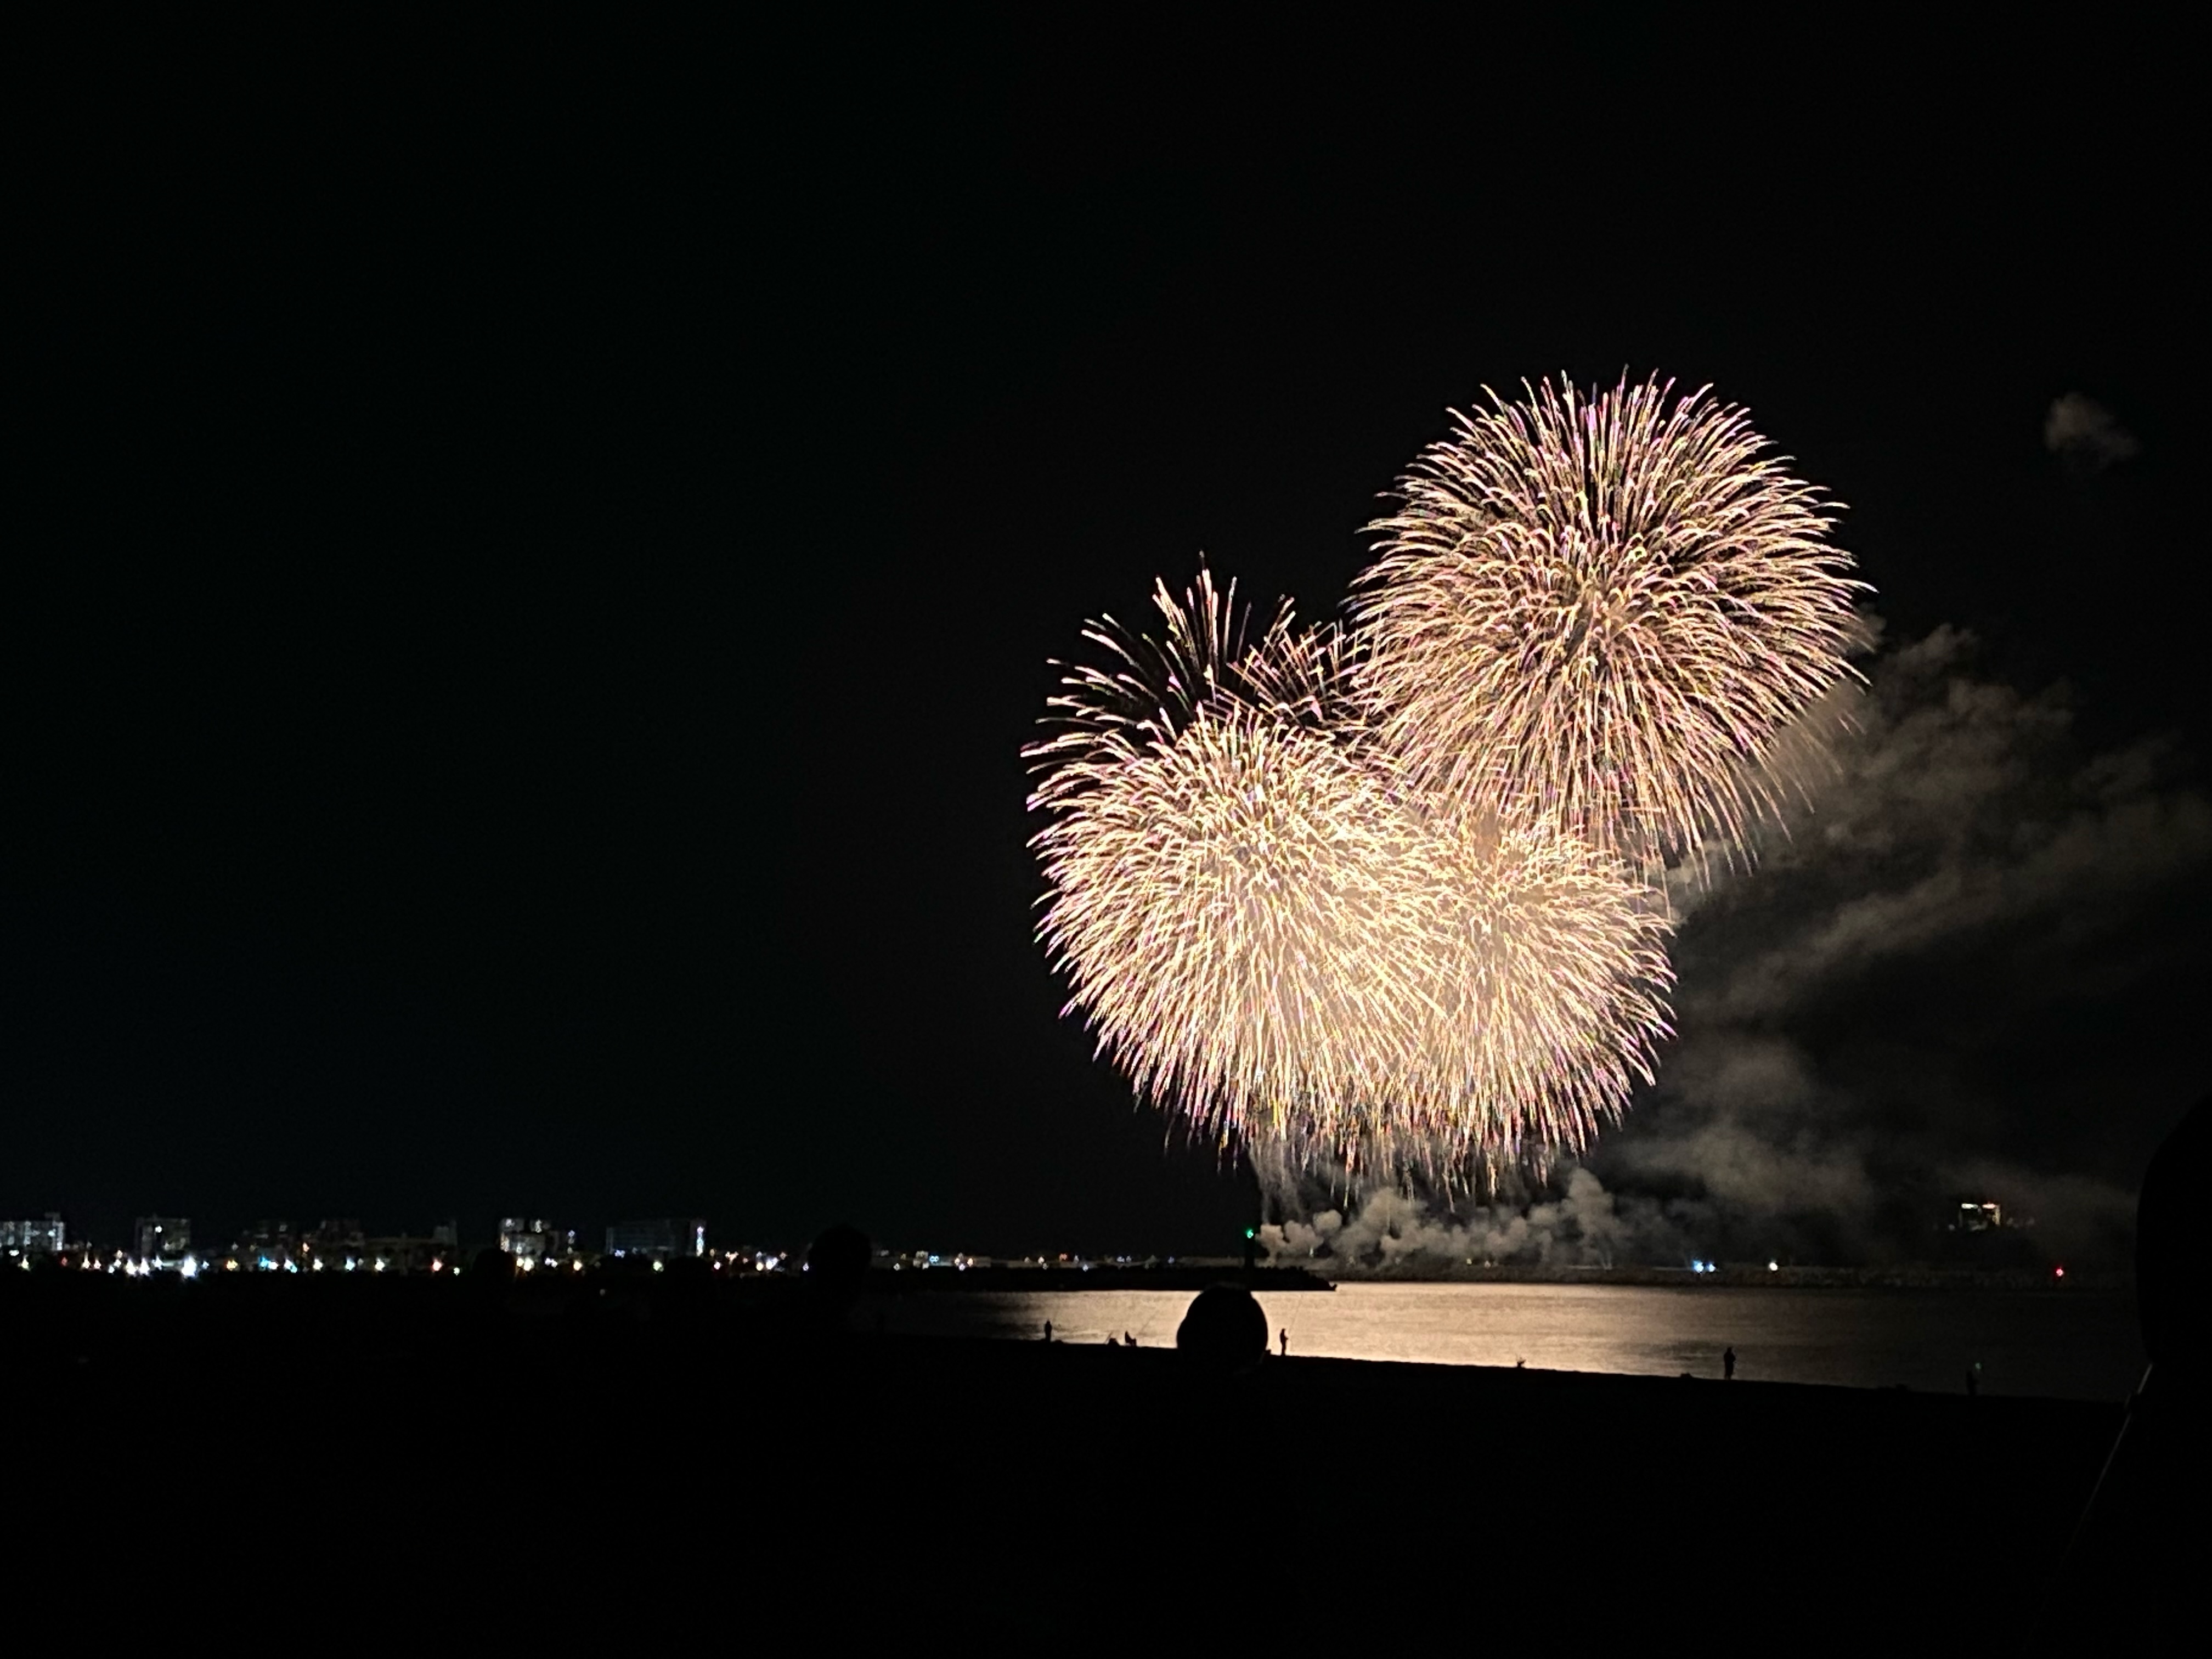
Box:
[1176, 1285, 1267, 1370]
[1125, 1330, 1136, 1347]
[465, 1246, 515, 1307]
[802, 1222, 871, 1333]
[1724, 1346, 1736, 1380]
[1042, 1319, 1053, 1342]
[2137, 1091, 2212, 1382]
[1278, 1327, 1289, 1357]
[654, 1254, 716, 1327]
[2072, 1091, 2212, 1606]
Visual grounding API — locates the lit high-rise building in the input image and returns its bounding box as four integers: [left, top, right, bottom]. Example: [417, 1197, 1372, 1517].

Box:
[232, 1220, 300, 1270]
[605, 1217, 707, 1260]
[498, 1217, 552, 1265]
[2, 1214, 68, 1257]
[132, 1216, 192, 1262]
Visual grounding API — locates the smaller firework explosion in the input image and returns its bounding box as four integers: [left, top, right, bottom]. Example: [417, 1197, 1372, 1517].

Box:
[1374, 799, 1672, 1184]
[1026, 572, 1672, 1184]
[1353, 375, 1868, 876]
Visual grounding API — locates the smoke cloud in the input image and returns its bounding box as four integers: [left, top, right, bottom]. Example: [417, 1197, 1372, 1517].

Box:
[1261, 1167, 1700, 1273]
[2044, 392, 2139, 476]
[1268, 624, 2210, 1269]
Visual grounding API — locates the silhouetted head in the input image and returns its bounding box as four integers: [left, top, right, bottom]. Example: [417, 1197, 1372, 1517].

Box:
[2138, 1093, 2211, 1384]
[803, 1223, 871, 1323]
[1176, 1284, 1268, 1368]
[662, 1254, 714, 1286]
[650, 1253, 716, 1322]
[463, 1247, 515, 1308]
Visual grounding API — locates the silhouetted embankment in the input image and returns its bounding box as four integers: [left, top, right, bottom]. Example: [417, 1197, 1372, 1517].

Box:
[0, 1267, 2160, 1634]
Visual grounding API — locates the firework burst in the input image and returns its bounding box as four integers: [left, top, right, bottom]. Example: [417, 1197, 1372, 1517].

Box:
[1353, 375, 1867, 874]
[1026, 572, 1420, 1151]
[1376, 799, 1673, 1183]
[1025, 572, 1671, 1182]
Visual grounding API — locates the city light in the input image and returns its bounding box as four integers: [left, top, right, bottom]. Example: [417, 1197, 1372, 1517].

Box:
[0, 1222, 1311, 1287]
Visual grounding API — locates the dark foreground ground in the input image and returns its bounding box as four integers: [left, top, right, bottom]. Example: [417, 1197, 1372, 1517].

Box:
[8, 1269, 2192, 1638]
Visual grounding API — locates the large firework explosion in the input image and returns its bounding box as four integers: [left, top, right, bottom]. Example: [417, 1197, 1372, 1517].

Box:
[1025, 572, 1671, 1184]
[1028, 376, 1865, 1188]
[1352, 375, 1867, 875]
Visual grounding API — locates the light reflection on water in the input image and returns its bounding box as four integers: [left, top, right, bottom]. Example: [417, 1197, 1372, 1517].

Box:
[865, 1282, 2145, 1401]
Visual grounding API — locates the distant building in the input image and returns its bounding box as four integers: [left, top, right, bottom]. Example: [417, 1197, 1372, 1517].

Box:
[878, 1248, 991, 1272]
[1954, 1201, 2005, 1234]
[606, 1217, 707, 1260]
[230, 1220, 301, 1270]
[2, 1213, 68, 1258]
[356, 1235, 455, 1273]
[502, 1212, 553, 1265]
[133, 1216, 192, 1262]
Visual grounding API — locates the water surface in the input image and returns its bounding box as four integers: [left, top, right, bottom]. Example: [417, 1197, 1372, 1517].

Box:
[866, 1282, 2143, 1401]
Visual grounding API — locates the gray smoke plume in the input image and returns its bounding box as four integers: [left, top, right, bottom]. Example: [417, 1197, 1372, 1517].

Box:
[2044, 392, 2140, 476]
[1261, 1167, 1699, 1274]
[1266, 623, 2209, 1269]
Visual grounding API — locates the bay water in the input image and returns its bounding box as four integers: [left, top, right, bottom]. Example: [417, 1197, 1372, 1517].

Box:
[865, 1281, 2145, 1402]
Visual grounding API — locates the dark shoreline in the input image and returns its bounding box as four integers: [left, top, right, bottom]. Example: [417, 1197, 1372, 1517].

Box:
[10, 1268, 2163, 1632]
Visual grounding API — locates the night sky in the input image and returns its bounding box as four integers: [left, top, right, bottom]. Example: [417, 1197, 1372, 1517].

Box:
[7, 18, 2203, 1257]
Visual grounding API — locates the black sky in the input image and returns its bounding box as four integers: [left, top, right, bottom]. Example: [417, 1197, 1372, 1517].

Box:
[6, 16, 2203, 1254]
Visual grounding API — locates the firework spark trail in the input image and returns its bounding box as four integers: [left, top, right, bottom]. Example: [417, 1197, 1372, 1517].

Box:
[1026, 572, 1672, 1183]
[1384, 799, 1673, 1182]
[1352, 375, 1868, 876]
[1026, 573, 1426, 1149]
